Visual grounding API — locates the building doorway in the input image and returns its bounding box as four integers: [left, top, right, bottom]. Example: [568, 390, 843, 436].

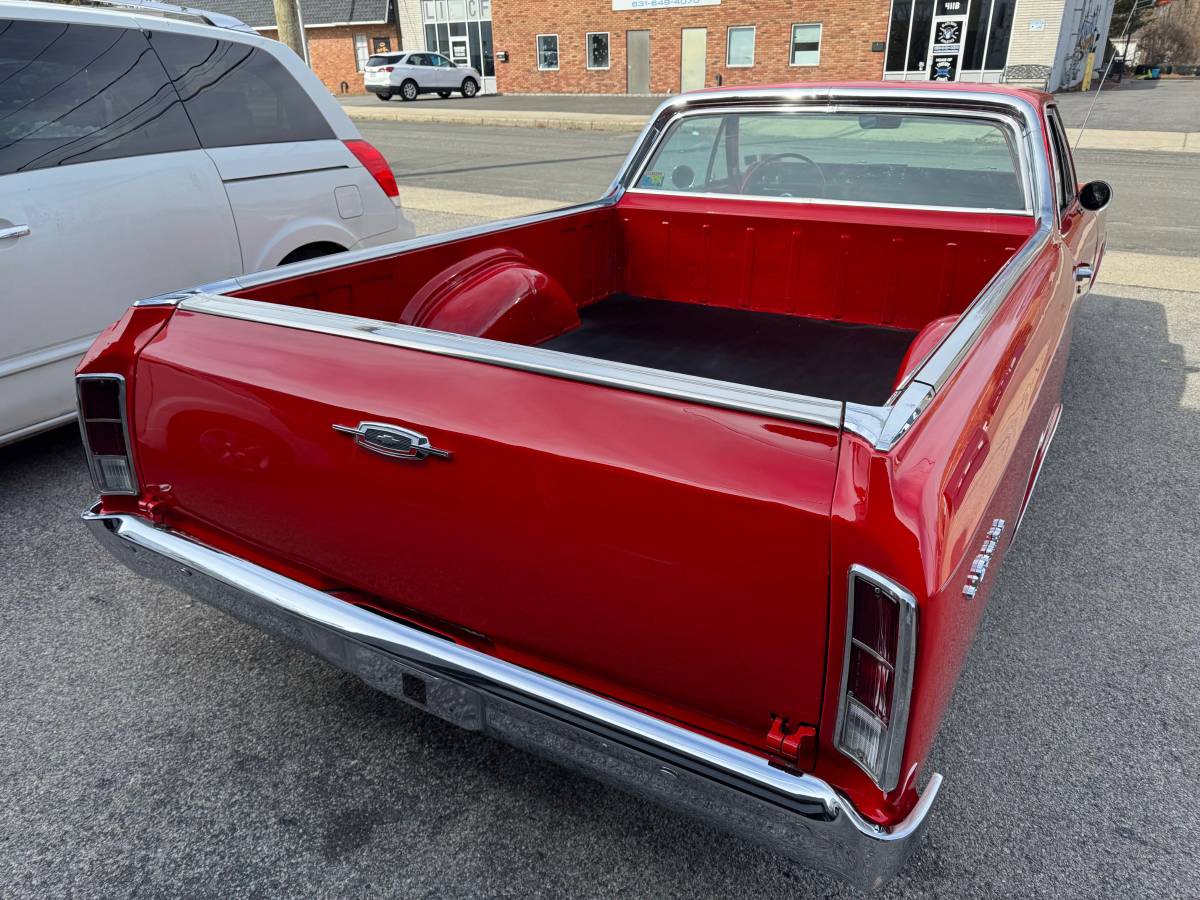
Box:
[680, 27, 707, 92]
[627, 30, 650, 94]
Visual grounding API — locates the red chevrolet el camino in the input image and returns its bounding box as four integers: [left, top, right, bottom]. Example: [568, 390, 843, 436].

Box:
[78, 84, 1109, 889]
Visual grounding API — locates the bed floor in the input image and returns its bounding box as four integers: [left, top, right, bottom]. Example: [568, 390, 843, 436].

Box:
[541, 295, 918, 406]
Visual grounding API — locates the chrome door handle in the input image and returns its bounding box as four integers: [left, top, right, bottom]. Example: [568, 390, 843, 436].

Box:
[1074, 264, 1094, 282]
[333, 421, 451, 460]
[0, 224, 30, 240]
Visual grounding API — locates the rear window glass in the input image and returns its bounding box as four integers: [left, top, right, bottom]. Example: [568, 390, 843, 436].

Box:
[0, 19, 199, 175]
[150, 32, 334, 148]
[366, 55, 400, 67]
[639, 111, 1026, 211]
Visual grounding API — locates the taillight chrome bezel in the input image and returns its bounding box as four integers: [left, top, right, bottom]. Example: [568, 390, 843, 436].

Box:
[76, 373, 138, 496]
[834, 564, 918, 793]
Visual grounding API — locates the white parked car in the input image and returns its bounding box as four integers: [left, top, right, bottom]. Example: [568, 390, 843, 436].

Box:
[365, 51, 481, 101]
[0, 0, 416, 447]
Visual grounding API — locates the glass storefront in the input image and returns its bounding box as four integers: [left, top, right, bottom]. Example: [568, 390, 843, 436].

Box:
[422, 0, 494, 90]
[885, 0, 1014, 78]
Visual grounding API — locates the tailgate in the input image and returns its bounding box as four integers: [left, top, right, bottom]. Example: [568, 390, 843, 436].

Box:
[131, 304, 840, 746]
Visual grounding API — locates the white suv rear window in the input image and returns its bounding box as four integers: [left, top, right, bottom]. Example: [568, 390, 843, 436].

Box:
[0, 19, 199, 174]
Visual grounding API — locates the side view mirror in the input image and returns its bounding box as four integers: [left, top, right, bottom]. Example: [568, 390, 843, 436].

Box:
[1078, 180, 1112, 212]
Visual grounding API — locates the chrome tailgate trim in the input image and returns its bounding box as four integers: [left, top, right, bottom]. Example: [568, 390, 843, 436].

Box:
[177, 294, 846, 430]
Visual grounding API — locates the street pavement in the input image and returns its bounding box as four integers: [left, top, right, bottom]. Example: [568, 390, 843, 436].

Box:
[342, 78, 1199, 133]
[3, 91, 1200, 899]
[363, 121, 1200, 268]
[3, 278, 1196, 898]
[340, 80, 1200, 149]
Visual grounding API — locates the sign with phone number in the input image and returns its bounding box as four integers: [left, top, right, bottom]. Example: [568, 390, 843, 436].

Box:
[613, 0, 720, 9]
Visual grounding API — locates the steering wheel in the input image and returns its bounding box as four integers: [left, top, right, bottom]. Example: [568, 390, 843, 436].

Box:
[741, 152, 827, 196]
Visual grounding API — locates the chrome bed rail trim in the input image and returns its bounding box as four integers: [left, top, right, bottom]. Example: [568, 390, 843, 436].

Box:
[158, 86, 1056, 453]
[178, 294, 846, 430]
[232, 197, 622, 292]
[83, 505, 942, 890]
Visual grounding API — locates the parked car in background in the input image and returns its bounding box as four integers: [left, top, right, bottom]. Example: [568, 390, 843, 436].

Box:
[0, 0, 414, 447]
[365, 51, 481, 100]
[78, 84, 1109, 888]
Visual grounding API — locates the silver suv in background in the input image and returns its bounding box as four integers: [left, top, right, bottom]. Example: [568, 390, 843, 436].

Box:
[365, 52, 481, 101]
[0, 0, 416, 446]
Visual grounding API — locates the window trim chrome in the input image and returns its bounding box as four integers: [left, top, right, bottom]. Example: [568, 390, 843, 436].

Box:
[626, 104, 1035, 216]
[835, 565, 919, 793]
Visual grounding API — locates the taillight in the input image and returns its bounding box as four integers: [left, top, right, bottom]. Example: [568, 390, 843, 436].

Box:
[77, 374, 137, 495]
[383, 66, 394, 72]
[835, 565, 917, 792]
[344, 138, 399, 199]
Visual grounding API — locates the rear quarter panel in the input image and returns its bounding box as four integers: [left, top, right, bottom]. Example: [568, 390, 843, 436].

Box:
[819, 232, 1079, 823]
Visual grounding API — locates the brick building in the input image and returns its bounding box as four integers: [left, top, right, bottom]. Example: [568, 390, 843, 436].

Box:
[203, 0, 411, 94]
[492, 1, 891, 94]
[491, 0, 1116, 94]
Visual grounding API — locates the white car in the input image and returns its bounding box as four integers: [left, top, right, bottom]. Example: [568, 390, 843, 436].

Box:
[365, 51, 481, 101]
[0, 0, 416, 446]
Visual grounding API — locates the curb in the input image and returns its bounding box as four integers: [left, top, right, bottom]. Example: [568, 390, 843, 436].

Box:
[1069, 127, 1200, 153]
[345, 106, 646, 132]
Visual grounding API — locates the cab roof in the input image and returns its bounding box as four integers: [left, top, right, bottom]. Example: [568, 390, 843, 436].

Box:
[689, 81, 1053, 107]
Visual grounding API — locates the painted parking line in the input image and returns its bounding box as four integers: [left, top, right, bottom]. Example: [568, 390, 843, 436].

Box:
[399, 185, 563, 218]
[1097, 250, 1200, 292]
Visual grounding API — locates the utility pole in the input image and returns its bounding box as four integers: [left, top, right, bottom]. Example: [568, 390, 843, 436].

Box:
[272, 0, 308, 64]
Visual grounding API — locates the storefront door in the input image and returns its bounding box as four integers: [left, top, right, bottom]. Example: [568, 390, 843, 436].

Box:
[680, 27, 706, 92]
[926, 0, 970, 81]
[627, 30, 650, 94]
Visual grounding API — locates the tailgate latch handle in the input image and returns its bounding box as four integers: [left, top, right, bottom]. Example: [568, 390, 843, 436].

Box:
[333, 421, 452, 461]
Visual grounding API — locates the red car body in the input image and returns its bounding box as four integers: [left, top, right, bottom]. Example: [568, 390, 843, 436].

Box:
[79, 84, 1107, 888]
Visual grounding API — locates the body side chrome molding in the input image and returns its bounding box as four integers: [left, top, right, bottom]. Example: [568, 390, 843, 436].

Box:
[83, 505, 942, 890]
[178, 294, 845, 430]
[1012, 401, 1064, 539]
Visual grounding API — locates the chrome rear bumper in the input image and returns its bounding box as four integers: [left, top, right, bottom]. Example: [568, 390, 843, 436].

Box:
[83, 505, 941, 890]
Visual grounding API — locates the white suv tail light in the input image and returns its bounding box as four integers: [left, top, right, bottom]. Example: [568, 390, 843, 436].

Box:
[77, 374, 138, 495]
[344, 139, 399, 199]
[835, 565, 917, 792]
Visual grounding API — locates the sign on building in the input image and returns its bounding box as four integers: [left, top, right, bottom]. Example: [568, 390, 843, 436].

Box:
[611, 0, 720, 9]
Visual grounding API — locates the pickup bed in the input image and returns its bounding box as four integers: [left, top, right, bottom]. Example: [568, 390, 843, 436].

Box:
[78, 84, 1109, 889]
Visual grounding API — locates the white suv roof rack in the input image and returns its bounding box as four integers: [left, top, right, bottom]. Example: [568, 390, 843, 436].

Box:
[40, 0, 257, 34]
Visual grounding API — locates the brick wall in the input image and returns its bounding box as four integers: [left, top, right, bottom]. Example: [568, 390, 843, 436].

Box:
[492, 0, 890, 94]
[260, 24, 403, 95]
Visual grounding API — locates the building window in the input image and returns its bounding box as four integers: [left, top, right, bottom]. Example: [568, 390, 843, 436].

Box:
[983, 0, 1016, 70]
[790, 23, 821, 66]
[586, 32, 610, 70]
[537, 34, 559, 70]
[354, 34, 369, 71]
[726, 26, 755, 68]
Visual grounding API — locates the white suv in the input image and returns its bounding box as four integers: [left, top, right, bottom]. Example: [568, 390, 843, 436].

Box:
[365, 52, 481, 101]
[0, 0, 416, 446]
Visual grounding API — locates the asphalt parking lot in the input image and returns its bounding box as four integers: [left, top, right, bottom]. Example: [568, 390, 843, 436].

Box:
[4, 116, 1200, 896]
